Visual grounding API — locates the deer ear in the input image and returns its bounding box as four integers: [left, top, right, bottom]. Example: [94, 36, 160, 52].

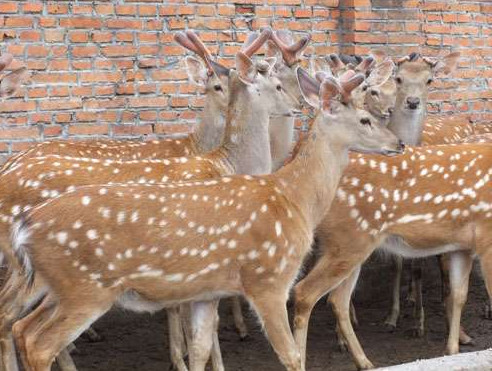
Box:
[236, 52, 256, 84]
[296, 67, 320, 109]
[0, 67, 28, 98]
[319, 77, 341, 112]
[434, 52, 460, 77]
[184, 56, 208, 87]
[366, 59, 395, 87]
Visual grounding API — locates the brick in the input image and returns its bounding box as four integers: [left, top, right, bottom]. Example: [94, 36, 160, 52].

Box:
[69, 32, 89, 43]
[0, 3, 17, 13]
[68, 124, 109, 136]
[39, 99, 83, 111]
[5, 17, 33, 27]
[101, 45, 136, 57]
[72, 46, 98, 58]
[60, 18, 102, 29]
[0, 127, 38, 139]
[22, 3, 43, 13]
[19, 30, 41, 42]
[47, 4, 68, 14]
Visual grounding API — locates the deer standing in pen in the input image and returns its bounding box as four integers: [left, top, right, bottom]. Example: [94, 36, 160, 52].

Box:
[0, 29, 305, 371]
[2, 30, 230, 173]
[292, 140, 491, 370]
[3, 69, 403, 371]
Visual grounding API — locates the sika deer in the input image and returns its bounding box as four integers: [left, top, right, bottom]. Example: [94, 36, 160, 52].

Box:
[266, 30, 310, 170]
[0, 30, 298, 371]
[314, 53, 396, 126]
[293, 142, 491, 369]
[3, 30, 231, 171]
[4, 70, 402, 371]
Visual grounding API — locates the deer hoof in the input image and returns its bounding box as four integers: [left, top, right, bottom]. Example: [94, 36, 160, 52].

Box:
[411, 327, 424, 338]
[383, 321, 397, 332]
[484, 304, 492, 319]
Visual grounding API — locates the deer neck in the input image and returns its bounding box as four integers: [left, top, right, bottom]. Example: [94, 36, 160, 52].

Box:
[274, 116, 350, 230]
[190, 100, 226, 154]
[388, 105, 427, 146]
[219, 86, 272, 175]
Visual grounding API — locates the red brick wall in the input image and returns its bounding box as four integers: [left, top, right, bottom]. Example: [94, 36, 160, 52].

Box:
[0, 0, 489, 155]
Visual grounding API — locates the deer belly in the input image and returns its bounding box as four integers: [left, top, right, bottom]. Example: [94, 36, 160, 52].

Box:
[379, 235, 462, 258]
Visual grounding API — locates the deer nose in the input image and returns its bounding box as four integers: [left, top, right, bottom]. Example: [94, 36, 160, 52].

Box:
[398, 139, 405, 152]
[406, 97, 421, 109]
[388, 107, 394, 115]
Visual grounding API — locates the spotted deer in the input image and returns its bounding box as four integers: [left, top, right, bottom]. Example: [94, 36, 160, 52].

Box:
[265, 30, 310, 170]
[422, 117, 492, 145]
[3, 69, 402, 371]
[293, 141, 491, 369]
[2, 30, 231, 172]
[314, 53, 396, 127]
[0, 29, 301, 371]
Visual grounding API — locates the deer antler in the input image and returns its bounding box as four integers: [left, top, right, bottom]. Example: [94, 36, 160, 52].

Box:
[183, 30, 216, 76]
[354, 56, 375, 74]
[396, 52, 420, 65]
[241, 28, 272, 57]
[270, 30, 311, 67]
[422, 56, 438, 67]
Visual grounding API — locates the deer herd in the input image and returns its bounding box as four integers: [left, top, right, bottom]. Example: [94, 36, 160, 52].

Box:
[0, 27, 488, 371]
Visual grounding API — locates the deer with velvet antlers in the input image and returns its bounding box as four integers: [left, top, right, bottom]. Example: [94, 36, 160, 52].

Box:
[0, 28, 307, 371]
[4, 69, 402, 371]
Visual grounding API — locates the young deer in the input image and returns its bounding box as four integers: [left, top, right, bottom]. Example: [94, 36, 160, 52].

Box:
[2, 30, 231, 172]
[0, 30, 299, 371]
[5, 70, 402, 371]
[293, 141, 491, 369]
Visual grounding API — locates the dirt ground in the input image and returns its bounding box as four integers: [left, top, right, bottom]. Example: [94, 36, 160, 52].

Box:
[61, 257, 492, 371]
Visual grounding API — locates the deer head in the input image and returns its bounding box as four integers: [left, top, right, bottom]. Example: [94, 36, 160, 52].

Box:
[395, 51, 460, 113]
[175, 30, 231, 111]
[297, 68, 404, 156]
[389, 51, 460, 145]
[359, 59, 396, 122]
[267, 30, 311, 104]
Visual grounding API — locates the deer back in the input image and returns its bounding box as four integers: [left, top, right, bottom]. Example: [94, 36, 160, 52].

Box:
[320, 143, 491, 252]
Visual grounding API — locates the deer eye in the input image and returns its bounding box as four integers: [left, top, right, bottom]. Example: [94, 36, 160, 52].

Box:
[370, 90, 379, 97]
[426, 78, 433, 85]
[214, 85, 222, 91]
[362, 85, 368, 92]
[360, 118, 372, 126]
[276, 84, 282, 91]
[395, 77, 402, 84]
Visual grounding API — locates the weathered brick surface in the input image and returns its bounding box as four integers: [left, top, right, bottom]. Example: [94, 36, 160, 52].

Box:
[0, 0, 489, 154]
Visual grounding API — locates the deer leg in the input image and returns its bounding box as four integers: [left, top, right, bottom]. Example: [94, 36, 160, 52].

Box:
[384, 255, 403, 329]
[83, 327, 103, 343]
[410, 260, 424, 338]
[14, 295, 113, 371]
[167, 307, 188, 371]
[294, 257, 368, 369]
[248, 293, 302, 371]
[329, 267, 374, 370]
[445, 251, 473, 355]
[439, 254, 473, 345]
[210, 302, 224, 371]
[230, 297, 248, 340]
[188, 301, 218, 371]
[349, 300, 359, 328]
[55, 349, 77, 371]
[0, 334, 19, 371]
